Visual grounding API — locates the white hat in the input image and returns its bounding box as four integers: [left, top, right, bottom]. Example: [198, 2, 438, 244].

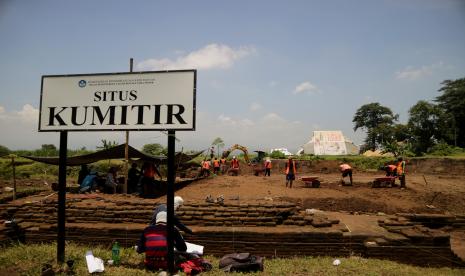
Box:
[174, 196, 184, 210]
[156, 211, 167, 224]
[233, 156, 236, 159]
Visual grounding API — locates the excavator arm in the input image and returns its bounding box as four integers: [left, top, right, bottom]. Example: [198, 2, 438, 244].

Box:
[222, 144, 250, 163]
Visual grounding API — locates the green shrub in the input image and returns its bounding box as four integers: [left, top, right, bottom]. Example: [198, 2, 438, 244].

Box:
[270, 150, 286, 159]
[428, 143, 464, 156]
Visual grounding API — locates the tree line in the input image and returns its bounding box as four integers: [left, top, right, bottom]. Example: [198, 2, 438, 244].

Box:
[353, 77, 465, 156]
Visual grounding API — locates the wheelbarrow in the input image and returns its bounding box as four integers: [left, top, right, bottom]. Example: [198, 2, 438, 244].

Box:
[372, 176, 396, 188]
[300, 176, 320, 188]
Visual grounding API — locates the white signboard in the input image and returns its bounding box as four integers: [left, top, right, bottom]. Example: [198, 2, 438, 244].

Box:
[313, 131, 347, 155]
[39, 70, 196, 131]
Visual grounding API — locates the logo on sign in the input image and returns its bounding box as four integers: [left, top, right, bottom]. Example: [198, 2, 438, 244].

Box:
[78, 80, 87, 88]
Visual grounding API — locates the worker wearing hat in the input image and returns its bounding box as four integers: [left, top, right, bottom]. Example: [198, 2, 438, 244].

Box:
[137, 211, 187, 271]
[149, 196, 193, 234]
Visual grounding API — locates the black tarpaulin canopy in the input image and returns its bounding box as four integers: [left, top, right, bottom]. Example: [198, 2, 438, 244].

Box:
[21, 144, 166, 166]
[21, 144, 204, 166]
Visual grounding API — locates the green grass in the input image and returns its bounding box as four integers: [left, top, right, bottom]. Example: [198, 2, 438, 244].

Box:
[0, 242, 463, 275]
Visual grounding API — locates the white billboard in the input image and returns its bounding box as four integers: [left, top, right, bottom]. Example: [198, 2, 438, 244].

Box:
[313, 131, 347, 155]
[39, 70, 196, 131]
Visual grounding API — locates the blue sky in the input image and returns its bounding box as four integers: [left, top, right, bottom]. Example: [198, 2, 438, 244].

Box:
[0, 0, 464, 152]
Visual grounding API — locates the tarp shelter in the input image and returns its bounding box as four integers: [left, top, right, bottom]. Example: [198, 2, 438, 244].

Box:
[21, 144, 202, 166]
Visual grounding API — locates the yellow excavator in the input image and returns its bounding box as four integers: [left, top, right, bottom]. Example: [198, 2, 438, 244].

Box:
[221, 144, 251, 163]
[221, 144, 266, 164]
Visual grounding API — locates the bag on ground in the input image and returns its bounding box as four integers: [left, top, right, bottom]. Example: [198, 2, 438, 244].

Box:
[219, 253, 264, 272]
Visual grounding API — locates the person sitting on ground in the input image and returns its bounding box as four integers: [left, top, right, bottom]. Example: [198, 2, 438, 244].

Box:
[137, 211, 187, 271]
[150, 196, 193, 235]
[339, 162, 353, 185]
[79, 170, 98, 193]
[285, 157, 296, 188]
[105, 167, 119, 193]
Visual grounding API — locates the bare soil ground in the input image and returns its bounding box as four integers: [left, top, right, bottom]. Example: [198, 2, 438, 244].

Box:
[1, 171, 465, 215]
[175, 172, 465, 215]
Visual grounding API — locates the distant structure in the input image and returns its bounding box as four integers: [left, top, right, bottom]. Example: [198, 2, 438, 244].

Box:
[270, 148, 293, 156]
[301, 131, 359, 155]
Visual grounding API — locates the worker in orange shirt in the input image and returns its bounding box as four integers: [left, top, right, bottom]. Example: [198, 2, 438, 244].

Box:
[264, 157, 272, 177]
[200, 159, 211, 177]
[212, 157, 220, 175]
[220, 157, 227, 174]
[285, 157, 296, 188]
[229, 156, 240, 176]
[339, 163, 353, 186]
[386, 163, 397, 177]
[231, 156, 239, 169]
[396, 157, 406, 188]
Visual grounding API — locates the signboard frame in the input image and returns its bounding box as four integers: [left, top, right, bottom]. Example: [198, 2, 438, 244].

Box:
[39, 70, 196, 132]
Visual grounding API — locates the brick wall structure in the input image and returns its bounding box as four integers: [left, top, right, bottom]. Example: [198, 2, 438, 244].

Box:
[0, 197, 464, 267]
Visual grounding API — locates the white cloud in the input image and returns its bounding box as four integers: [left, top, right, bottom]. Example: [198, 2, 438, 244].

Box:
[17, 104, 39, 122]
[218, 114, 235, 124]
[217, 114, 255, 127]
[395, 62, 444, 80]
[137, 43, 255, 71]
[249, 103, 262, 111]
[0, 104, 39, 122]
[262, 112, 286, 123]
[294, 81, 320, 95]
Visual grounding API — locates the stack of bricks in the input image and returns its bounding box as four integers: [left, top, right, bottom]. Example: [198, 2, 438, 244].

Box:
[372, 214, 465, 267]
[2, 199, 339, 228]
[0, 198, 463, 267]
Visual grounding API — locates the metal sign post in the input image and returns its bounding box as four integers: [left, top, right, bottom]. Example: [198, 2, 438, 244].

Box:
[166, 130, 176, 273]
[57, 130, 67, 263]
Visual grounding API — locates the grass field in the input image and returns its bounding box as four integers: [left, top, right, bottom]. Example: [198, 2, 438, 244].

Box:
[0, 242, 464, 275]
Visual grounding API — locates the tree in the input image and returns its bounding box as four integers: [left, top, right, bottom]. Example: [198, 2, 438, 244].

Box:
[96, 139, 118, 151]
[353, 103, 398, 150]
[0, 145, 10, 157]
[435, 77, 465, 147]
[211, 137, 225, 159]
[142, 143, 167, 156]
[34, 144, 58, 156]
[391, 123, 410, 142]
[408, 100, 453, 154]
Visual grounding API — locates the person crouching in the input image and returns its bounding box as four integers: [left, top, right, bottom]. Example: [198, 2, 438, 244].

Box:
[339, 163, 353, 186]
[137, 211, 187, 271]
